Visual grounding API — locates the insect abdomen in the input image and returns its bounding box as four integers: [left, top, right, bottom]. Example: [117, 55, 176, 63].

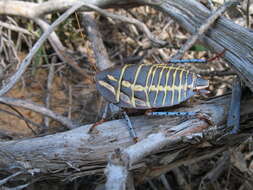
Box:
[96, 64, 198, 109]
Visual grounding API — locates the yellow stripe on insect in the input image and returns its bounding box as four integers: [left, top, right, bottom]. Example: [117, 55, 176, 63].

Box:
[121, 82, 183, 92]
[120, 81, 185, 92]
[122, 80, 131, 88]
[145, 64, 157, 108]
[98, 80, 116, 95]
[114, 64, 189, 107]
[122, 80, 146, 91]
[162, 67, 171, 106]
[149, 84, 182, 91]
[177, 69, 184, 103]
[150, 64, 185, 70]
[107, 74, 118, 82]
[131, 64, 144, 107]
[148, 65, 159, 106]
[184, 70, 190, 99]
[171, 67, 181, 105]
[148, 65, 159, 94]
[154, 66, 165, 105]
[116, 65, 129, 102]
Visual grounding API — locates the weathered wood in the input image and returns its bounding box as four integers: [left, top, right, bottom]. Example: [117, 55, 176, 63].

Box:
[1, 0, 252, 91]
[1, 0, 253, 186]
[1, 95, 253, 182]
[151, 0, 253, 91]
[81, 13, 114, 71]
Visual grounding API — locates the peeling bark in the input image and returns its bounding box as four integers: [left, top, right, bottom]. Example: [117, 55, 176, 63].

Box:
[0, 95, 252, 182]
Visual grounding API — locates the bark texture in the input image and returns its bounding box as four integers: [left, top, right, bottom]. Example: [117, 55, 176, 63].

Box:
[1, 95, 252, 181]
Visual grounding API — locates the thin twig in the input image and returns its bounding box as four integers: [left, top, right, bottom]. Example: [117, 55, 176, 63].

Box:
[68, 84, 72, 120]
[0, 96, 77, 129]
[0, 107, 41, 134]
[81, 4, 166, 48]
[43, 58, 55, 129]
[81, 13, 113, 71]
[35, 18, 94, 77]
[246, 0, 250, 28]
[2, 183, 30, 190]
[0, 2, 85, 96]
[0, 1, 165, 47]
[199, 151, 229, 189]
[2, 101, 38, 134]
[172, 0, 238, 59]
[0, 171, 23, 185]
[0, 21, 34, 36]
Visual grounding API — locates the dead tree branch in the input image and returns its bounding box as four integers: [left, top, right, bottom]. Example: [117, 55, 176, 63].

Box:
[150, 0, 253, 91]
[0, 0, 141, 19]
[0, 95, 253, 183]
[1, 0, 253, 188]
[81, 13, 114, 71]
[172, 0, 238, 59]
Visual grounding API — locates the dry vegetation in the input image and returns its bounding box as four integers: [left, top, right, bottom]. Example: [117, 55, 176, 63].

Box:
[0, 0, 253, 189]
[0, 7, 234, 137]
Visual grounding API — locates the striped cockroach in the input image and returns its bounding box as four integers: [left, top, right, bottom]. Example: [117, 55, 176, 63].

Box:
[95, 63, 209, 109]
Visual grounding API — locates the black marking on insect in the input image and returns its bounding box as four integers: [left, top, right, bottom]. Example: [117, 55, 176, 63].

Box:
[95, 64, 209, 109]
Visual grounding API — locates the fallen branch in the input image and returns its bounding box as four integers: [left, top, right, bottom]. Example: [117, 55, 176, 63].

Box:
[81, 13, 114, 71]
[151, 0, 253, 91]
[1, 0, 253, 188]
[0, 95, 253, 183]
[172, 0, 238, 59]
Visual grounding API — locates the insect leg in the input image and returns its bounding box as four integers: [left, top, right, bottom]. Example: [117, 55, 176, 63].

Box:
[88, 103, 109, 133]
[123, 111, 138, 143]
[166, 59, 207, 64]
[146, 111, 198, 116]
[166, 49, 226, 64]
